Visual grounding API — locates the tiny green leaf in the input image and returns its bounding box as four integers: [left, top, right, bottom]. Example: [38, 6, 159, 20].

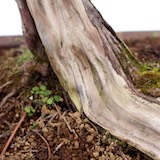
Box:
[32, 86, 39, 91]
[54, 95, 60, 102]
[35, 91, 39, 95]
[28, 112, 33, 116]
[42, 97, 48, 103]
[39, 94, 44, 98]
[44, 90, 52, 96]
[40, 85, 46, 91]
[39, 91, 45, 95]
[31, 107, 36, 113]
[47, 97, 54, 105]
[31, 90, 34, 94]
[25, 106, 31, 113]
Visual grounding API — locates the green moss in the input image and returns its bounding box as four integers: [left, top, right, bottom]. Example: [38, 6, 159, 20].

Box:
[17, 49, 34, 66]
[141, 63, 160, 73]
[118, 38, 160, 97]
[134, 63, 160, 96]
[118, 38, 142, 69]
[125, 50, 140, 67]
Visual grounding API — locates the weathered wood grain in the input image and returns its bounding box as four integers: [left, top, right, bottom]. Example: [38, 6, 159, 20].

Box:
[17, 0, 160, 159]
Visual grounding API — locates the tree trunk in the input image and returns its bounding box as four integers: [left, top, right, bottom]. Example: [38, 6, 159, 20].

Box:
[16, 0, 160, 159]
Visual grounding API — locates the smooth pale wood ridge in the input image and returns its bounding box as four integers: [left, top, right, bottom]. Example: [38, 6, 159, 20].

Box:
[24, 0, 160, 159]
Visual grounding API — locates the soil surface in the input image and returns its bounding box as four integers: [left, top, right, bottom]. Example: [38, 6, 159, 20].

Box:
[0, 36, 160, 160]
[125, 37, 160, 62]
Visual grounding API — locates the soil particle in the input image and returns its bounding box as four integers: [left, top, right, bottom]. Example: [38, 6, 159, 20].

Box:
[73, 141, 80, 149]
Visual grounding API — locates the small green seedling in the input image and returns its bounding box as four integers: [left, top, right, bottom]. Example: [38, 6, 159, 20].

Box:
[47, 97, 54, 105]
[40, 85, 46, 91]
[31, 85, 52, 97]
[42, 97, 48, 103]
[30, 84, 62, 105]
[27, 84, 63, 117]
[25, 106, 36, 116]
[54, 95, 61, 102]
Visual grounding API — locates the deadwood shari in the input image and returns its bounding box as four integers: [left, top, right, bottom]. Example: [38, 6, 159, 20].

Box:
[16, 0, 160, 159]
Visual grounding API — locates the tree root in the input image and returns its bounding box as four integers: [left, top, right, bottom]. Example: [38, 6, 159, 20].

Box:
[0, 111, 27, 160]
[0, 89, 16, 108]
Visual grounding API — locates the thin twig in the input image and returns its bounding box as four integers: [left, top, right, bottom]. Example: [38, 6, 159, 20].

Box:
[53, 141, 64, 154]
[47, 113, 61, 128]
[0, 81, 12, 92]
[54, 103, 61, 117]
[45, 112, 58, 120]
[0, 112, 27, 160]
[20, 149, 39, 153]
[61, 114, 78, 138]
[32, 130, 51, 160]
[62, 116, 72, 132]
[0, 89, 16, 108]
[60, 110, 67, 119]
[53, 138, 69, 154]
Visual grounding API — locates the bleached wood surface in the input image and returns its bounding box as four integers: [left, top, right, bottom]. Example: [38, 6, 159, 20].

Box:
[17, 0, 160, 159]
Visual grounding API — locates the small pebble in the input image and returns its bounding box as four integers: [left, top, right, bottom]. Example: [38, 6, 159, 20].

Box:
[76, 118, 82, 124]
[15, 113, 19, 118]
[86, 135, 94, 142]
[5, 152, 10, 156]
[85, 124, 91, 131]
[108, 152, 115, 160]
[28, 137, 34, 143]
[15, 143, 21, 148]
[93, 151, 99, 158]
[23, 146, 30, 150]
[47, 135, 53, 141]
[95, 145, 101, 152]
[42, 127, 49, 133]
[88, 128, 95, 133]
[73, 141, 79, 149]
[79, 124, 84, 130]
[99, 155, 106, 160]
[72, 112, 81, 118]
[25, 141, 30, 146]
[51, 155, 60, 160]
[31, 142, 37, 146]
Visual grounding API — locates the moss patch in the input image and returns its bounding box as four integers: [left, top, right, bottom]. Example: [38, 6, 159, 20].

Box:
[134, 63, 160, 97]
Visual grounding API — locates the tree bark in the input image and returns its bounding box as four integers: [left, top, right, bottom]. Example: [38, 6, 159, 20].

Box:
[16, 0, 160, 159]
